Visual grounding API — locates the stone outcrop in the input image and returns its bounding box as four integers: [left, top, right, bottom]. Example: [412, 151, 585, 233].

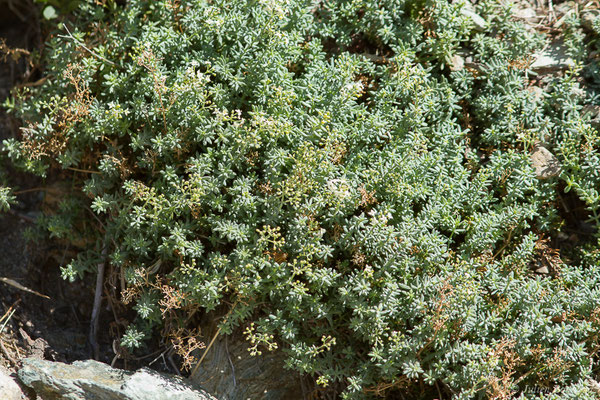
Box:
[18, 358, 217, 400]
[530, 41, 575, 73]
[0, 367, 27, 400]
[189, 334, 303, 400]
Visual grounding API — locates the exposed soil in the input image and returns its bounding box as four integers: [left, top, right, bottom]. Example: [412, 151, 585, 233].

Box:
[0, 3, 182, 381]
[0, 1, 107, 376]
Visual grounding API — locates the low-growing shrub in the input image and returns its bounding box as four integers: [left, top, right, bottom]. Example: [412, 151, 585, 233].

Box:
[5, 0, 600, 398]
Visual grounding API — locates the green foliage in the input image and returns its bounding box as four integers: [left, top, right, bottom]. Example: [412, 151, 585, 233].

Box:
[6, 0, 600, 398]
[35, 0, 86, 14]
[0, 186, 14, 211]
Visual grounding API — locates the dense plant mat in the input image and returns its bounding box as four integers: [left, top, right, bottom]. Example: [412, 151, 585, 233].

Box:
[4, 0, 600, 398]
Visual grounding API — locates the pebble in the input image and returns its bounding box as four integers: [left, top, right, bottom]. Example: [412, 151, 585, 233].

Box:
[449, 54, 465, 72]
[531, 143, 561, 179]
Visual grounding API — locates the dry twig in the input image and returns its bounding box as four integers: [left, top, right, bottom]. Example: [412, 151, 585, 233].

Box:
[191, 301, 238, 378]
[0, 278, 49, 299]
[57, 25, 116, 66]
[0, 340, 17, 367]
[90, 240, 108, 360]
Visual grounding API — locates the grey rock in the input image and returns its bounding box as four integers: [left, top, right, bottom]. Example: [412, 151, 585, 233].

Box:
[121, 369, 215, 400]
[461, 8, 487, 31]
[531, 143, 561, 179]
[449, 54, 465, 71]
[554, 1, 576, 16]
[582, 9, 600, 32]
[535, 265, 550, 275]
[0, 368, 27, 400]
[514, 7, 537, 21]
[530, 42, 575, 73]
[553, 9, 575, 29]
[582, 104, 600, 129]
[18, 358, 217, 400]
[190, 335, 302, 400]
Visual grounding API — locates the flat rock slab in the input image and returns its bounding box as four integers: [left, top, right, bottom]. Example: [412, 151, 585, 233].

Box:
[18, 358, 217, 400]
[190, 335, 302, 400]
[530, 42, 575, 73]
[460, 7, 487, 31]
[0, 367, 27, 400]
